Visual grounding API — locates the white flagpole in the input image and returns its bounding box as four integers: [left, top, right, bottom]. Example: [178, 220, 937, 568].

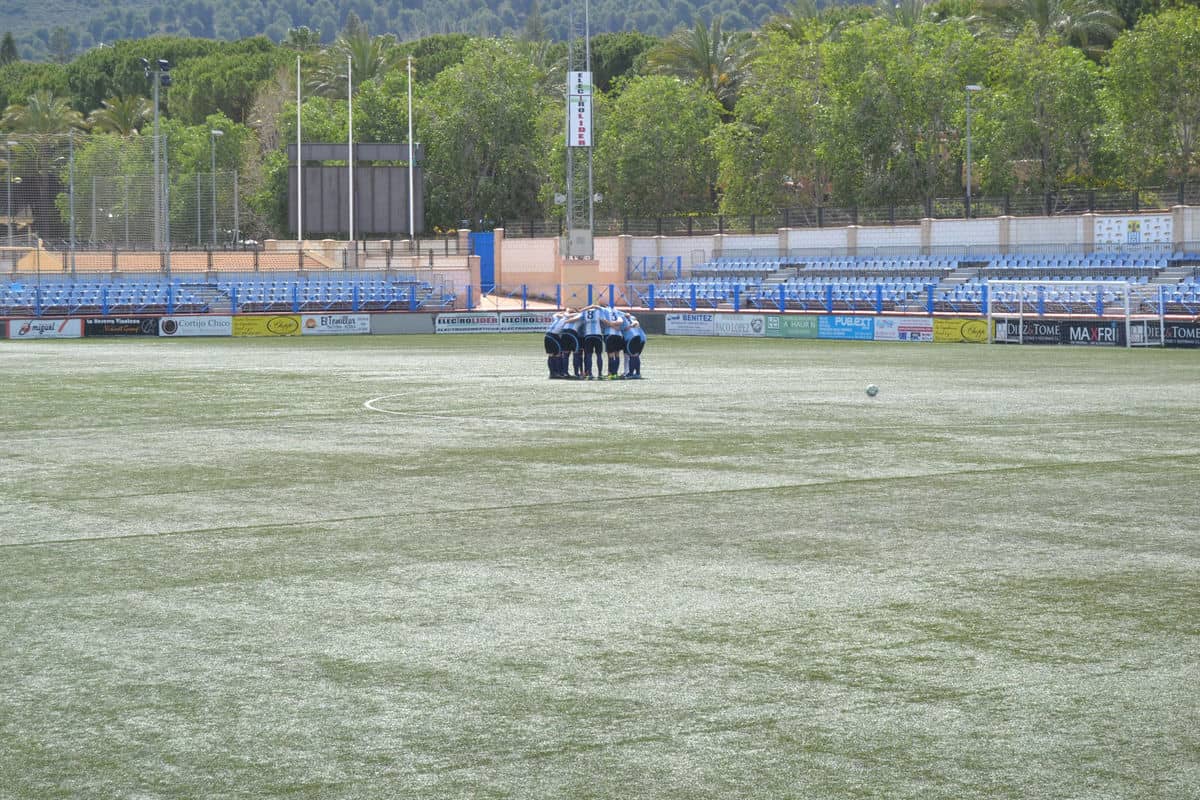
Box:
[347, 55, 354, 247]
[407, 54, 415, 239]
[296, 55, 302, 245]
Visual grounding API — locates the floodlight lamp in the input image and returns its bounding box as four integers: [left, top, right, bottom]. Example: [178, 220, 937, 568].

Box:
[157, 59, 171, 70]
[966, 84, 982, 93]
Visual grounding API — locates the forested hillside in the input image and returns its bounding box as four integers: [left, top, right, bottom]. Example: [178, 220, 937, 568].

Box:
[0, 0, 803, 61]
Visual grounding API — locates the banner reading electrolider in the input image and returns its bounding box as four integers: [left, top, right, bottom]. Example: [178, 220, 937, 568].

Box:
[435, 311, 556, 334]
[567, 71, 593, 147]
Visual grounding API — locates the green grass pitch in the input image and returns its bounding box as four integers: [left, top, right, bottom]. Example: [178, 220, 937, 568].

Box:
[1, 334, 1197, 799]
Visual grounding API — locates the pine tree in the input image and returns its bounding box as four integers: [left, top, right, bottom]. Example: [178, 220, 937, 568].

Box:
[0, 32, 19, 66]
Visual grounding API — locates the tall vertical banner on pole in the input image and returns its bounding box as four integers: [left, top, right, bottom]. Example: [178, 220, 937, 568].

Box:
[296, 55, 302, 243]
[567, 71, 592, 147]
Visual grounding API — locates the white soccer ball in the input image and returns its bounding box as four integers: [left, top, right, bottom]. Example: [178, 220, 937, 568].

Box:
[866, 384, 879, 397]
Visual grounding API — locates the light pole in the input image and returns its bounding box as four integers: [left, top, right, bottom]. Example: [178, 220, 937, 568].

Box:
[965, 84, 982, 219]
[141, 58, 171, 268]
[6, 139, 16, 246]
[210, 129, 223, 246]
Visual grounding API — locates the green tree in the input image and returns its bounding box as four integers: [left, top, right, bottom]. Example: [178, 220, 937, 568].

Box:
[975, 0, 1124, 53]
[48, 26, 74, 65]
[972, 31, 1102, 195]
[522, 0, 549, 42]
[820, 18, 985, 205]
[714, 28, 829, 214]
[86, 95, 153, 136]
[0, 61, 69, 113]
[284, 26, 323, 51]
[1101, 7, 1200, 183]
[2, 89, 86, 133]
[171, 39, 285, 125]
[311, 16, 397, 97]
[0, 33, 19, 66]
[65, 36, 222, 119]
[420, 39, 552, 227]
[589, 31, 658, 94]
[645, 16, 751, 112]
[594, 74, 723, 216]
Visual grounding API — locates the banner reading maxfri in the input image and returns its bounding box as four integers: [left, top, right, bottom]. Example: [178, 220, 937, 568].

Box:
[994, 318, 1128, 346]
[873, 317, 933, 342]
[664, 312, 716, 336]
[159, 316, 233, 337]
[301, 314, 371, 335]
[7, 318, 83, 339]
[1063, 321, 1124, 346]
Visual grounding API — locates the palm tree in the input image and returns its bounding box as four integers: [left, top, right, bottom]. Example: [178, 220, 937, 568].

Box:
[311, 15, 399, 97]
[646, 16, 751, 113]
[975, 0, 1124, 52]
[86, 96, 152, 136]
[2, 90, 86, 134]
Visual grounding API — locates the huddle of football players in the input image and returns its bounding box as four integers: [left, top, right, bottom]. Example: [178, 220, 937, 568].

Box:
[544, 305, 645, 380]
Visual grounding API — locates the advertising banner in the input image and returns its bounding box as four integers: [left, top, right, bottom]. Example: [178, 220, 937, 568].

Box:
[567, 71, 593, 147]
[818, 315, 875, 341]
[301, 314, 371, 335]
[83, 317, 159, 337]
[233, 315, 301, 337]
[765, 315, 818, 339]
[7, 318, 83, 339]
[500, 311, 557, 332]
[435, 312, 501, 333]
[159, 316, 233, 337]
[993, 318, 1061, 345]
[1131, 321, 1200, 348]
[665, 312, 716, 336]
[934, 318, 989, 344]
[715, 314, 765, 337]
[873, 317, 934, 342]
[1063, 321, 1124, 346]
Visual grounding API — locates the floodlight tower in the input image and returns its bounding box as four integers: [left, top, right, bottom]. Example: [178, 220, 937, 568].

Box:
[564, 0, 594, 259]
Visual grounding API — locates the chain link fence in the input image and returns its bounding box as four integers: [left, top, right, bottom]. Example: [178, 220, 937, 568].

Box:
[3, 132, 242, 257]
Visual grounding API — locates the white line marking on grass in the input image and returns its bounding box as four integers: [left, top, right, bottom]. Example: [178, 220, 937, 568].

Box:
[363, 394, 473, 421]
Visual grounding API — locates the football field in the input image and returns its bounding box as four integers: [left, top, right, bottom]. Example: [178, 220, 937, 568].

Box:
[1, 334, 1197, 799]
